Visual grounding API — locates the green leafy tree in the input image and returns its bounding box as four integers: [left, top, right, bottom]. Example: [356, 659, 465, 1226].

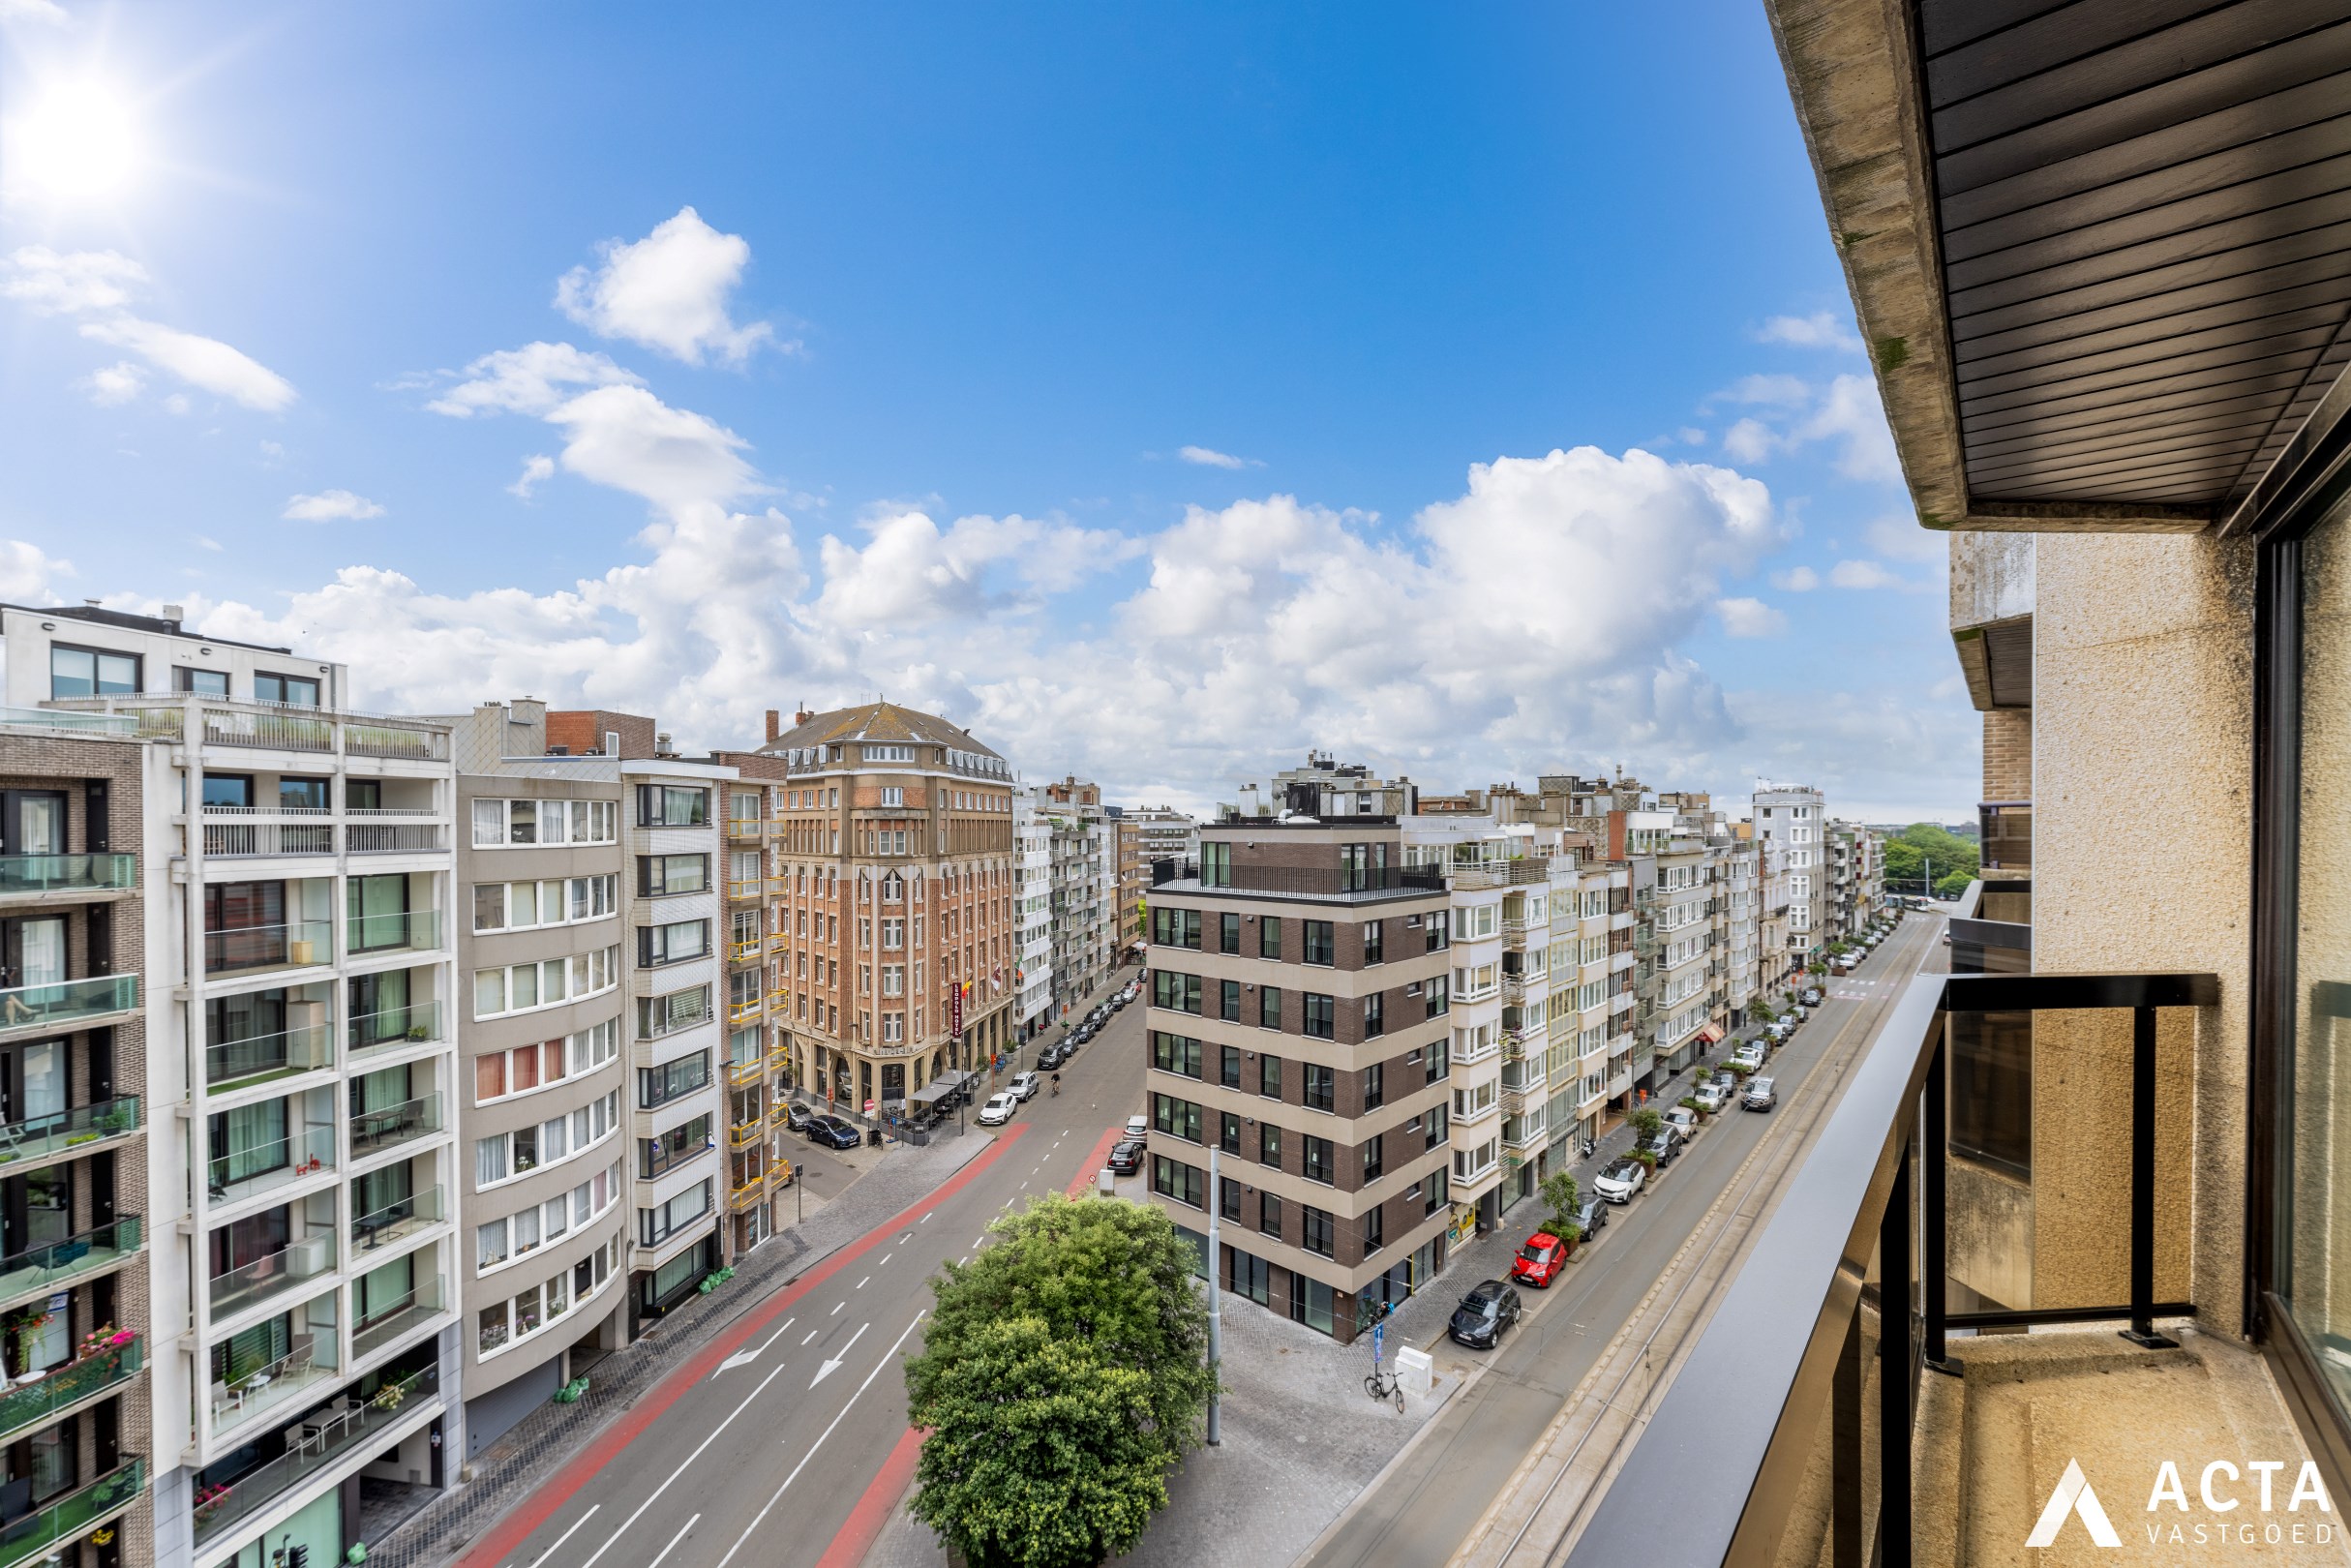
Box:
[1630, 1105, 1664, 1141]
[1539, 1170, 1582, 1242]
[1883, 823, 1979, 895]
[905, 1193, 1213, 1568]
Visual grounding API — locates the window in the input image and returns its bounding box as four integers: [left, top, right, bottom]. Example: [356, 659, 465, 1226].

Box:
[1152, 1032, 1203, 1079]
[1427, 911, 1451, 951]
[254, 671, 320, 707]
[639, 1179, 714, 1245]
[1259, 1191, 1281, 1236]
[640, 1113, 713, 1178]
[1220, 1044, 1242, 1089]
[882, 918, 904, 950]
[1303, 920, 1335, 966]
[1304, 1063, 1335, 1113]
[1303, 993, 1336, 1040]
[1221, 1111, 1242, 1155]
[1259, 985, 1281, 1029]
[1151, 1155, 1204, 1209]
[1363, 993, 1386, 1039]
[1201, 843, 1231, 888]
[1258, 1053, 1281, 1100]
[1151, 971, 1203, 1014]
[1949, 1011, 2031, 1179]
[1362, 1132, 1383, 1181]
[1425, 1168, 1449, 1217]
[1426, 976, 1450, 1018]
[1221, 1176, 1244, 1221]
[637, 784, 709, 828]
[474, 948, 618, 1019]
[1363, 1204, 1385, 1254]
[1260, 917, 1282, 959]
[1303, 1136, 1334, 1185]
[639, 855, 709, 896]
[639, 919, 710, 967]
[1259, 1123, 1281, 1167]
[1152, 907, 1202, 949]
[637, 984, 711, 1039]
[1151, 1094, 1204, 1144]
[1220, 913, 1242, 954]
[1303, 1207, 1336, 1257]
[1425, 1044, 1449, 1085]
[1363, 920, 1384, 965]
[880, 786, 904, 807]
[176, 666, 229, 695]
[48, 645, 140, 700]
[1364, 1063, 1384, 1109]
[473, 798, 615, 848]
[639, 1051, 712, 1108]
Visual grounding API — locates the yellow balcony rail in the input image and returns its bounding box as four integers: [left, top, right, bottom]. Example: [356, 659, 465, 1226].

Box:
[729, 938, 763, 963]
[729, 1122, 763, 1150]
[728, 1058, 765, 1088]
[729, 998, 764, 1023]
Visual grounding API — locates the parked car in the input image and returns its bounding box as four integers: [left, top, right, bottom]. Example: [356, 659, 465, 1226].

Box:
[1448, 1281, 1524, 1349]
[1593, 1156, 1647, 1203]
[1110, 993, 1130, 1010]
[1107, 1138, 1147, 1175]
[1801, 988, 1824, 1007]
[804, 1114, 860, 1149]
[978, 1093, 1018, 1127]
[1010, 1070, 1040, 1101]
[1638, 1127, 1682, 1164]
[1692, 1082, 1728, 1114]
[1125, 1113, 1150, 1142]
[1663, 1105, 1700, 1137]
[782, 1101, 814, 1131]
[1743, 1075, 1778, 1111]
[1571, 1194, 1610, 1242]
[1732, 1042, 1767, 1072]
[1039, 1041, 1070, 1070]
[1512, 1232, 1570, 1288]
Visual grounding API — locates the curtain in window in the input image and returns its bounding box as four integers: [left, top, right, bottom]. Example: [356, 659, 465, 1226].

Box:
[349, 875, 409, 952]
[218, 1098, 289, 1184]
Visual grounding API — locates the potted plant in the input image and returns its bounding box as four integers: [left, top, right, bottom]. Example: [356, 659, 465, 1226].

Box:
[193, 1483, 231, 1527]
[372, 1379, 406, 1412]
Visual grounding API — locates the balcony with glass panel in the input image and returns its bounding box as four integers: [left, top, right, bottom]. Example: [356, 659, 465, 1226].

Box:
[0, 976, 138, 1042]
[0, 1219, 142, 1314]
[0, 854, 136, 904]
[192, 1363, 438, 1548]
[347, 905, 444, 966]
[205, 1099, 336, 1207]
[205, 985, 333, 1089]
[0, 1457, 144, 1568]
[0, 1096, 140, 1176]
[349, 1094, 441, 1161]
[0, 1332, 142, 1448]
[347, 984, 446, 1064]
[204, 881, 335, 977]
[352, 1270, 446, 1361]
[351, 1179, 442, 1256]
[208, 1230, 334, 1320]
[208, 1292, 341, 1442]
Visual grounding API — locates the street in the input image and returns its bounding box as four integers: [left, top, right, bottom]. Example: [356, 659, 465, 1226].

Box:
[452, 975, 1152, 1568]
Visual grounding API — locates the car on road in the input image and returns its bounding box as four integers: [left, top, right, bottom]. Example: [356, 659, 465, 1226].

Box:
[1692, 1082, 1728, 1114]
[1593, 1156, 1647, 1203]
[804, 1114, 860, 1149]
[1074, 1023, 1098, 1044]
[1743, 1075, 1778, 1111]
[1663, 1105, 1700, 1137]
[1110, 992, 1130, 1010]
[1511, 1232, 1570, 1288]
[1638, 1126, 1682, 1164]
[978, 1093, 1018, 1127]
[1732, 1042, 1767, 1072]
[1447, 1281, 1524, 1349]
[1039, 1041, 1070, 1070]
[1125, 1113, 1150, 1142]
[782, 1101, 814, 1131]
[1010, 1070, 1040, 1101]
[1571, 1194, 1610, 1242]
[1107, 1138, 1146, 1175]
[1801, 988, 1824, 1006]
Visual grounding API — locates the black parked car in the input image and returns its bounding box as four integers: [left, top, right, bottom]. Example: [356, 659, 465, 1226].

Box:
[1448, 1281, 1523, 1350]
[1107, 1138, 1147, 1174]
[1638, 1127, 1682, 1165]
[1040, 1041, 1070, 1070]
[1571, 1194, 1610, 1241]
[804, 1114, 860, 1150]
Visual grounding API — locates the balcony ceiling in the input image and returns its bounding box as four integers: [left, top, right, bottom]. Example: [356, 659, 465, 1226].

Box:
[1768, 0, 2351, 532]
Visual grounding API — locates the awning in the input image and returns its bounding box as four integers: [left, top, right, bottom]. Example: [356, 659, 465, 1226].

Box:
[909, 1081, 954, 1107]
[1698, 1025, 1725, 1045]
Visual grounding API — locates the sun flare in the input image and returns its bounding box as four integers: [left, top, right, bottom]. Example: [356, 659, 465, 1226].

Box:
[4, 78, 141, 203]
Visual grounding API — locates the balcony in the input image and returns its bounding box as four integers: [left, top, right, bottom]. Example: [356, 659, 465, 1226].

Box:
[212, 1329, 342, 1437]
[208, 1020, 333, 1088]
[201, 819, 334, 859]
[1557, 968, 2216, 1568]
[1149, 859, 1446, 902]
[352, 1185, 443, 1253]
[348, 908, 443, 958]
[205, 919, 333, 977]
[729, 1120, 763, 1150]
[731, 1176, 767, 1212]
[0, 1458, 144, 1568]
[728, 1057, 765, 1089]
[352, 1277, 446, 1360]
[207, 1126, 336, 1205]
[0, 1096, 140, 1172]
[1450, 1034, 1499, 1068]
[729, 937, 763, 964]
[1449, 859, 1548, 890]
[209, 1232, 334, 1318]
[193, 1366, 437, 1546]
[730, 879, 764, 900]
[0, 975, 137, 1040]
[727, 820, 766, 845]
[1451, 1097, 1499, 1128]
[0, 1334, 142, 1447]
[347, 1000, 443, 1059]
[729, 995, 764, 1024]
[347, 822, 448, 855]
[0, 1218, 140, 1310]
[349, 1094, 441, 1160]
[0, 854, 136, 899]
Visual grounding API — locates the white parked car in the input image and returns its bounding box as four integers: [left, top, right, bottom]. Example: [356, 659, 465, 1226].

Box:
[978, 1093, 1017, 1127]
[1663, 1106, 1699, 1137]
[1743, 1076, 1778, 1111]
[1801, 988, 1824, 1007]
[1125, 1113, 1149, 1142]
[1593, 1157, 1647, 1204]
[1732, 1042, 1767, 1072]
[1010, 1070, 1040, 1101]
[1692, 1082, 1728, 1114]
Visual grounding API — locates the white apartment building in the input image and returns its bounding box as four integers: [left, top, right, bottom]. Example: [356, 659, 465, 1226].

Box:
[1753, 783, 1828, 967]
[1040, 780, 1112, 1017]
[1399, 818, 1518, 1236]
[1542, 860, 1633, 1160]
[1012, 790, 1052, 1040]
[2, 605, 463, 1568]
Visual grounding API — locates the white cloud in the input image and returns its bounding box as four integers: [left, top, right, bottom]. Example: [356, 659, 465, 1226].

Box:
[257, 440, 286, 467]
[1178, 445, 1259, 470]
[162, 393, 190, 416]
[556, 207, 777, 366]
[283, 490, 385, 523]
[1771, 565, 1820, 591]
[1757, 311, 1861, 352]
[1714, 596, 1787, 638]
[425, 342, 638, 418]
[1866, 514, 1942, 562]
[544, 383, 758, 520]
[0, 0, 68, 22]
[1794, 375, 1901, 484]
[808, 510, 1138, 631]
[1722, 418, 1775, 464]
[78, 316, 295, 410]
[1826, 558, 1924, 591]
[1676, 427, 1705, 445]
[1714, 374, 1811, 409]
[196, 536, 225, 552]
[508, 454, 556, 498]
[0, 539, 69, 598]
[1, 247, 145, 314]
[80, 361, 143, 406]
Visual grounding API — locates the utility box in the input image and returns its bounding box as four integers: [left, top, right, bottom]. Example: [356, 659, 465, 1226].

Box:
[1098, 1167, 1114, 1194]
[1396, 1345, 1434, 1394]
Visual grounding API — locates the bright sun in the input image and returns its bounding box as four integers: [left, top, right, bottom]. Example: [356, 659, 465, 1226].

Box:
[5, 80, 141, 203]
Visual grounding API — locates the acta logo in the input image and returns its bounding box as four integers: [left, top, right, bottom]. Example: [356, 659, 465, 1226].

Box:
[2023, 1457, 2336, 1550]
[2027, 1459, 2122, 1549]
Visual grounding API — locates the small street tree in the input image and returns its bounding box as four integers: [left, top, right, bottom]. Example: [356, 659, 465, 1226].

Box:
[1539, 1169, 1582, 1242]
[904, 1193, 1214, 1567]
[1629, 1105, 1664, 1141]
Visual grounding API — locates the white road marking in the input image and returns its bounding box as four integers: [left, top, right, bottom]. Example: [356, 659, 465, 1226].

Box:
[879, 1251, 892, 1267]
[716, 1313, 929, 1568]
[646, 1513, 700, 1568]
[800, 1329, 818, 1345]
[857, 1275, 870, 1289]
[522, 1504, 599, 1568]
[958, 1254, 968, 1265]
[810, 1319, 871, 1388]
[573, 1363, 786, 1568]
[717, 1317, 797, 1374]
[974, 1235, 986, 1248]
[919, 1211, 933, 1222]
[830, 1301, 844, 1315]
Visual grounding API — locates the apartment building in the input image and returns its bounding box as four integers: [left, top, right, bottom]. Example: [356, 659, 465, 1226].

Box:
[1011, 791, 1051, 1042]
[1143, 807, 1455, 1342]
[1119, 805, 1196, 967]
[756, 705, 1018, 1108]
[0, 707, 166, 1568]
[1040, 780, 1112, 1019]
[1750, 783, 1825, 969]
[2, 605, 464, 1568]
[1542, 859, 1634, 1160]
[1111, 812, 1142, 958]
[445, 703, 631, 1458]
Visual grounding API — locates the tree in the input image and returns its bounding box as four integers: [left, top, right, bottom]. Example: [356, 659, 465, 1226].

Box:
[1630, 1105, 1664, 1141]
[905, 1193, 1213, 1568]
[1883, 823, 1979, 894]
[1540, 1170, 1582, 1242]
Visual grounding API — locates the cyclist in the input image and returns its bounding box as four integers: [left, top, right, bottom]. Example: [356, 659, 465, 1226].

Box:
[1050, 1073, 1062, 1097]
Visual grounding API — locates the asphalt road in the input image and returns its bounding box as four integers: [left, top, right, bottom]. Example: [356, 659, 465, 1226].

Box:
[454, 974, 1153, 1568]
[1303, 910, 1947, 1568]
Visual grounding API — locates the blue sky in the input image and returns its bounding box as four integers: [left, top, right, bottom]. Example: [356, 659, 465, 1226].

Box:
[0, 1, 1974, 820]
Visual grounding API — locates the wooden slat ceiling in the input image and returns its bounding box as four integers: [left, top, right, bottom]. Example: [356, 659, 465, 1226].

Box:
[1920, 0, 2351, 509]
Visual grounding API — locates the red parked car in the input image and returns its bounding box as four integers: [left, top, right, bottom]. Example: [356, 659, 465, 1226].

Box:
[1511, 1231, 1569, 1288]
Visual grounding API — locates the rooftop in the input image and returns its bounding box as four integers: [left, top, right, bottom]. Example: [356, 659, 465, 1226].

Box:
[757, 700, 1004, 760]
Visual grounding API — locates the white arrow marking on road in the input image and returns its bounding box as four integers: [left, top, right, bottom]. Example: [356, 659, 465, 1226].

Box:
[573, 1362, 786, 1568]
[810, 1320, 870, 1388]
[522, 1503, 599, 1568]
[717, 1317, 797, 1374]
[646, 1513, 700, 1568]
[717, 1312, 929, 1568]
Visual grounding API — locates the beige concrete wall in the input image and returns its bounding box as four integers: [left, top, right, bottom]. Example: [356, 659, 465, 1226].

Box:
[2033, 530, 2254, 1333]
[1950, 531, 2035, 629]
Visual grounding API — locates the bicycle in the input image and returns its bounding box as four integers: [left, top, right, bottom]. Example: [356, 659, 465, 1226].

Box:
[1365, 1365, 1404, 1413]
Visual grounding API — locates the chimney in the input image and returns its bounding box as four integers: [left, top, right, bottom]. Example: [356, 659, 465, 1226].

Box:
[794, 704, 814, 725]
[654, 731, 676, 758]
[161, 603, 186, 627]
[765, 709, 782, 741]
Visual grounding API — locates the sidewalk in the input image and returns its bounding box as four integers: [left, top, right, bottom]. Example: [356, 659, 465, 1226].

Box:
[370, 1130, 987, 1568]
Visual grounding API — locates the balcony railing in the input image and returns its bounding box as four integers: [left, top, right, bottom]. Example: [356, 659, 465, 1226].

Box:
[193, 1367, 437, 1545]
[0, 854, 136, 897]
[729, 1120, 763, 1150]
[212, 1337, 341, 1434]
[0, 1096, 140, 1168]
[0, 975, 137, 1037]
[0, 1218, 140, 1306]
[209, 1232, 334, 1317]
[346, 722, 450, 760]
[207, 1126, 336, 1202]
[1451, 1035, 1500, 1067]
[352, 1185, 443, 1252]
[208, 1021, 333, 1087]
[729, 996, 764, 1023]
[1561, 968, 2216, 1568]
[205, 919, 334, 975]
[347, 1001, 441, 1056]
[728, 1057, 765, 1089]
[731, 1176, 767, 1211]
[1149, 859, 1446, 901]
[348, 909, 442, 956]
[0, 1457, 144, 1568]
[349, 1094, 441, 1159]
[202, 821, 335, 858]
[1450, 1097, 1499, 1127]
[0, 1335, 142, 1446]
[347, 822, 448, 854]
[352, 1277, 446, 1360]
